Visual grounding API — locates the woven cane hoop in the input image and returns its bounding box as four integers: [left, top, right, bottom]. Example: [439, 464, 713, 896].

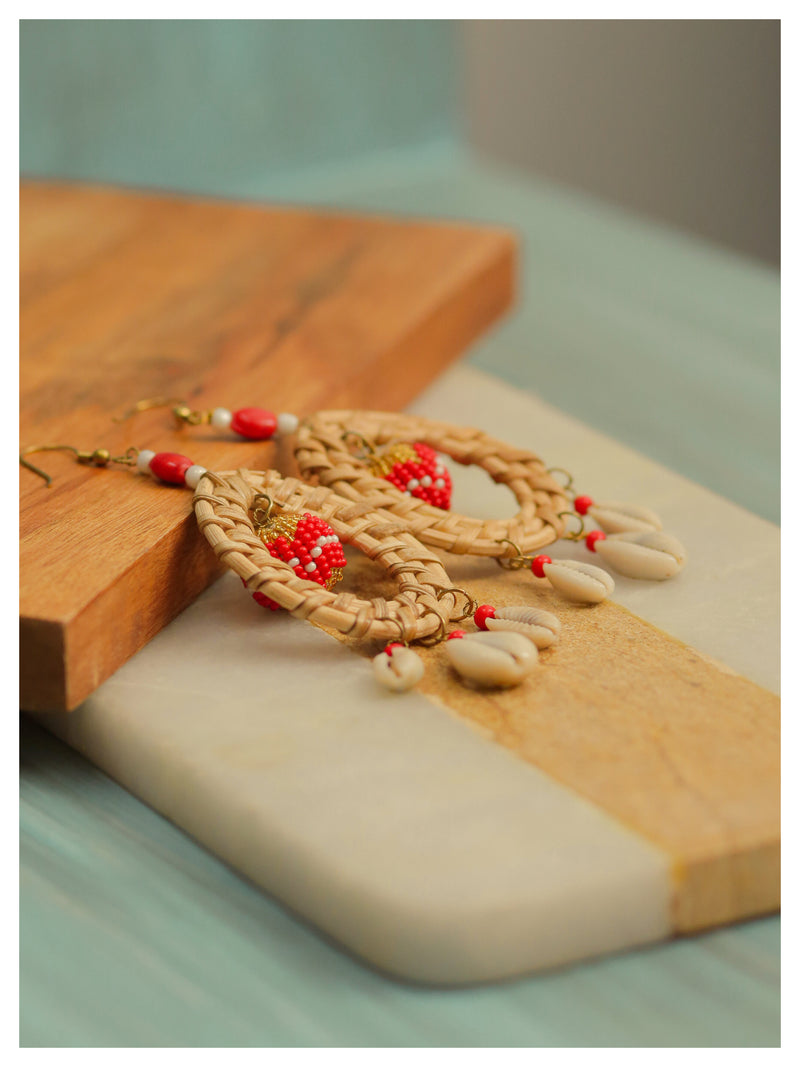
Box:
[295, 411, 572, 557]
[193, 468, 456, 643]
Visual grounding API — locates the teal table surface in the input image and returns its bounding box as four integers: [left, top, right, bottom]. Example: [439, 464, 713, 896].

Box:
[20, 154, 780, 1047]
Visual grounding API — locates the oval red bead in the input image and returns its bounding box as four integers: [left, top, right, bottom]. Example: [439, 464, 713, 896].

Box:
[574, 495, 594, 516]
[149, 452, 194, 485]
[531, 555, 552, 579]
[474, 604, 496, 631]
[230, 407, 277, 440]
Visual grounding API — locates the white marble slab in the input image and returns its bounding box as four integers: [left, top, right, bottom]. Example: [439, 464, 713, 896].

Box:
[38, 365, 778, 983]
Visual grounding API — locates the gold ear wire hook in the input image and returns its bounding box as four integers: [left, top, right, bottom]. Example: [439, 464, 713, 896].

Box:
[114, 396, 211, 427]
[20, 445, 80, 487]
[20, 444, 139, 487]
[113, 396, 186, 423]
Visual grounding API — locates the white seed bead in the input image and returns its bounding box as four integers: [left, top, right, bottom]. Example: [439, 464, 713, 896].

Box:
[305, 562, 317, 573]
[421, 475, 432, 487]
[288, 557, 300, 568]
[434, 478, 445, 489]
[316, 536, 327, 547]
[184, 464, 207, 489]
[310, 547, 322, 558]
[276, 412, 299, 436]
[136, 449, 156, 475]
[211, 407, 233, 429]
[407, 478, 420, 490]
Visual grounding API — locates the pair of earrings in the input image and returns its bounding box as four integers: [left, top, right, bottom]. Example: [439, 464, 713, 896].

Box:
[21, 395, 687, 694]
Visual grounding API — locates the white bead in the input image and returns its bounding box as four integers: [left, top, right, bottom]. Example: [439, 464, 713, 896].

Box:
[184, 464, 207, 489]
[211, 407, 232, 429]
[310, 547, 322, 558]
[434, 478, 445, 489]
[305, 562, 317, 573]
[276, 412, 299, 436]
[316, 536, 327, 547]
[288, 557, 300, 568]
[136, 449, 156, 474]
[407, 478, 420, 490]
[421, 475, 432, 487]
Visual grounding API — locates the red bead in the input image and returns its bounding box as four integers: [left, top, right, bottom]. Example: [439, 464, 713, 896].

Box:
[531, 555, 552, 579]
[447, 629, 467, 640]
[149, 452, 194, 485]
[585, 530, 607, 553]
[230, 407, 278, 440]
[474, 604, 496, 630]
[384, 642, 404, 656]
[574, 495, 594, 516]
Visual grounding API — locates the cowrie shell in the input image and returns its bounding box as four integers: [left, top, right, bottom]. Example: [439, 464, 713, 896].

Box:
[445, 631, 538, 689]
[589, 500, 662, 534]
[542, 559, 614, 603]
[593, 530, 686, 580]
[485, 606, 561, 649]
[372, 646, 425, 692]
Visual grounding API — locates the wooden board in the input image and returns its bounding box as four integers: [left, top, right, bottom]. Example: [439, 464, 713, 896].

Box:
[35, 367, 779, 983]
[19, 182, 515, 712]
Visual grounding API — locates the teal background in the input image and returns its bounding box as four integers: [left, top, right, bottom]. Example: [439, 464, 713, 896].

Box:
[20, 20, 780, 1047]
[20, 20, 458, 191]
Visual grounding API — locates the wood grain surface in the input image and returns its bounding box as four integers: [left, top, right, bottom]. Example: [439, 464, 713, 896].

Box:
[20, 182, 515, 712]
[339, 551, 780, 933]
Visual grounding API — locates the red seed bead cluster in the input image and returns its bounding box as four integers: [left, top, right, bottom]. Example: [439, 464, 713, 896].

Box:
[473, 604, 496, 630]
[263, 513, 347, 589]
[383, 443, 453, 509]
[585, 530, 607, 552]
[531, 555, 552, 579]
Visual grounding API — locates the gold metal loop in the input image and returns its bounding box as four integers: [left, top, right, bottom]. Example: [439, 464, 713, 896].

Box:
[415, 610, 448, 647]
[557, 511, 585, 541]
[494, 538, 531, 570]
[251, 492, 276, 527]
[547, 467, 575, 494]
[381, 616, 409, 647]
[432, 584, 478, 622]
[341, 430, 376, 456]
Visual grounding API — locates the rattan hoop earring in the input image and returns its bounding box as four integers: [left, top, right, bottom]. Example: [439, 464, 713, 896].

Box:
[20, 445, 470, 688]
[295, 410, 687, 613]
[295, 411, 571, 556]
